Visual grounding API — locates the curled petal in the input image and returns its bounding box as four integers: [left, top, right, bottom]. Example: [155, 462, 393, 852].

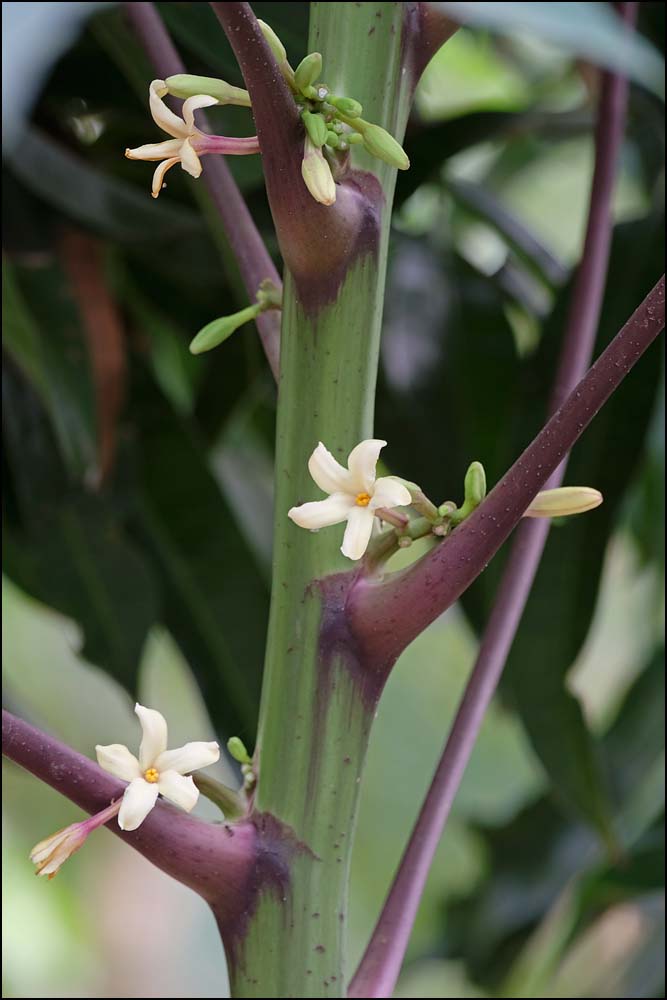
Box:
[135, 703, 168, 769]
[341, 506, 375, 560]
[95, 743, 141, 782]
[151, 157, 180, 199]
[149, 79, 189, 138]
[118, 778, 159, 831]
[155, 741, 220, 775]
[157, 770, 199, 812]
[308, 442, 352, 494]
[179, 138, 203, 178]
[182, 93, 219, 130]
[125, 139, 183, 162]
[347, 439, 386, 493]
[289, 493, 355, 530]
[371, 476, 412, 511]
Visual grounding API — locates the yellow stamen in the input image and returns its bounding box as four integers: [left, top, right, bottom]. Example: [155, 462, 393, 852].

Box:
[355, 492, 371, 507]
[144, 768, 159, 783]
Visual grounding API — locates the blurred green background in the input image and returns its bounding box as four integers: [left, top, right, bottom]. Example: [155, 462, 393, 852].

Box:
[2, 2, 665, 997]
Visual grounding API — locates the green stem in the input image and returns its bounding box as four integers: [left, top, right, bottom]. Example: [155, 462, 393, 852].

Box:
[221, 4, 425, 996]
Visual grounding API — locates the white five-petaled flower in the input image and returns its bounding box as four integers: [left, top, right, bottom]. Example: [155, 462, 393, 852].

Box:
[288, 439, 412, 560]
[125, 80, 260, 199]
[96, 703, 220, 831]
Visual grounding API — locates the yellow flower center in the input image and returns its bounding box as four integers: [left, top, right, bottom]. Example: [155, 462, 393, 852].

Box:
[144, 768, 159, 783]
[355, 492, 371, 507]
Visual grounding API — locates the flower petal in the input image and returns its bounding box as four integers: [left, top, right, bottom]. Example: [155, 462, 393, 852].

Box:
[155, 741, 220, 775]
[308, 442, 352, 494]
[157, 770, 199, 812]
[151, 157, 180, 198]
[371, 476, 412, 511]
[135, 704, 168, 769]
[179, 138, 203, 178]
[125, 139, 183, 162]
[288, 493, 355, 530]
[341, 506, 375, 560]
[149, 79, 189, 138]
[182, 94, 219, 130]
[118, 778, 159, 831]
[347, 439, 386, 493]
[95, 743, 141, 782]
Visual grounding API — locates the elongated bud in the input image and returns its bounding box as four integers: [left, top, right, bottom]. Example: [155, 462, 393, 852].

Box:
[524, 487, 603, 518]
[329, 96, 362, 118]
[227, 736, 252, 765]
[164, 74, 251, 107]
[257, 19, 287, 63]
[30, 800, 121, 879]
[354, 120, 409, 170]
[189, 304, 262, 355]
[294, 52, 323, 93]
[302, 110, 328, 148]
[464, 461, 486, 506]
[301, 136, 336, 206]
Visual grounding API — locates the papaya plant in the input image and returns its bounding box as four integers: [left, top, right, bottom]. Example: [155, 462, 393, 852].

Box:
[2, 2, 665, 998]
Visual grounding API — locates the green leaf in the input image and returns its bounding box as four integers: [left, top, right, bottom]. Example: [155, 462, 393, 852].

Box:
[129, 375, 270, 738]
[3, 257, 97, 482]
[436, 3, 665, 99]
[3, 361, 158, 693]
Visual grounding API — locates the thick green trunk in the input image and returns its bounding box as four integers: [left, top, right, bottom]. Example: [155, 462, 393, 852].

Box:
[226, 4, 419, 996]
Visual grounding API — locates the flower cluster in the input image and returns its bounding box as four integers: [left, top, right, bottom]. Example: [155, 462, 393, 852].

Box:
[30, 705, 220, 879]
[288, 439, 603, 561]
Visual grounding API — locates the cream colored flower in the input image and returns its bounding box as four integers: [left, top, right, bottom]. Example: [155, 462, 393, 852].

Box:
[301, 135, 336, 205]
[30, 800, 121, 879]
[96, 704, 220, 831]
[288, 439, 411, 560]
[126, 80, 259, 198]
[524, 487, 603, 518]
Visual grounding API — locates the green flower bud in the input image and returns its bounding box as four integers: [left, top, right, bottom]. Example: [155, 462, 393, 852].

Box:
[257, 19, 287, 63]
[464, 461, 486, 507]
[294, 52, 323, 93]
[302, 110, 328, 148]
[358, 121, 409, 170]
[329, 96, 362, 118]
[227, 737, 252, 765]
[189, 304, 261, 355]
[325, 130, 340, 148]
[165, 74, 251, 107]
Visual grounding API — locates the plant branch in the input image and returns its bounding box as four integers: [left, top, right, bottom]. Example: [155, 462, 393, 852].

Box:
[350, 16, 642, 992]
[124, 1, 281, 378]
[2, 709, 257, 903]
[350, 273, 664, 667]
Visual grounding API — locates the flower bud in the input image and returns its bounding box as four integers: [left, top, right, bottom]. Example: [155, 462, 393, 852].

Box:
[302, 110, 328, 148]
[294, 52, 323, 93]
[464, 461, 486, 507]
[164, 74, 251, 107]
[30, 800, 121, 879]
[524, 487, 603, 518]
[227, 737, 252, 765]
[325, 130, 340, 148]
[301, 136, 336, 206]
[356, 121, 409, 170]
[330, 96, 363, 118]
[189, 304, 261, 355]
[257, 19, 287, 63]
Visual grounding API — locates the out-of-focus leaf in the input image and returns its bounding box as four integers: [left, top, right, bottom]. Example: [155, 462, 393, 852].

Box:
[625, 376, 665, 572]
[129, 375, 270, 738]
[3, 256, 97, 482]
[3, 361, 157, 693]
[436, 3, 665, 99]
[493, 216, 665, 837]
